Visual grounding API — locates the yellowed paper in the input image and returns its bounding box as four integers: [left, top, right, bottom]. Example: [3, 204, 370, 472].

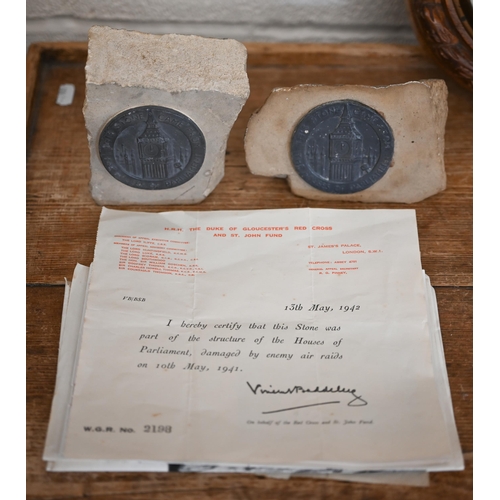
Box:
[61, 208, 462, 472]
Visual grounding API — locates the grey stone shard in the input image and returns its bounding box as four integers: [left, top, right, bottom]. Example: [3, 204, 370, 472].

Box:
[244, 81, 448, 203]
[84, 26, 250, 205]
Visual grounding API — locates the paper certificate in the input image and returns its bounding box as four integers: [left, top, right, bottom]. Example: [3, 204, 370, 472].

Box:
[60, 208, 462, 471]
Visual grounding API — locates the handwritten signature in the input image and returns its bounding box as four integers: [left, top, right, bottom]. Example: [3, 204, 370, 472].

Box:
[246, 382, 367, 414]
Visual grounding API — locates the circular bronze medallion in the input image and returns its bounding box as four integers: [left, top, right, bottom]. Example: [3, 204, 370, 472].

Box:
[98, 106, 206, 190]
[290, 100, 394, 194]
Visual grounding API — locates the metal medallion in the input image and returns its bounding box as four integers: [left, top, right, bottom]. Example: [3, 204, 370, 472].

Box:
[290, 100, 394, 194]
[98, 106, 206, 190]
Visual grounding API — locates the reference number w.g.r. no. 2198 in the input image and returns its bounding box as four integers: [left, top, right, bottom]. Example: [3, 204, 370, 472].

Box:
[143, 425, 172, 433]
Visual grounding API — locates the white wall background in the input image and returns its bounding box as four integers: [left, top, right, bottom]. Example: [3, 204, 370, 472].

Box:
[26, 0, 417, 47]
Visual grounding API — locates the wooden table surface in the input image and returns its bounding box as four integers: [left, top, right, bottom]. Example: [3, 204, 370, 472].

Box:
[26, 41, 472, 499]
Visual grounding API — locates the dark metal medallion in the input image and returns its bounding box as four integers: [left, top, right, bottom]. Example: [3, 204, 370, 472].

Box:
[290, 100, 394, 194]
[98, 106, 206, 190]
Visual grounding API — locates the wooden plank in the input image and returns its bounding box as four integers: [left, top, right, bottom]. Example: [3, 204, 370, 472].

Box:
[26, 44, 43, 129]
[26, 42, 88, 129]
[245, 42, 427, 67]
[26, 41, 88, 63]
[25, 41, 426, 70]
[27, 458, 472, 500]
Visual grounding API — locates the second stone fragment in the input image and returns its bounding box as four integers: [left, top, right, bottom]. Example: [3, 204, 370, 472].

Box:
[245, 81, 448, 203]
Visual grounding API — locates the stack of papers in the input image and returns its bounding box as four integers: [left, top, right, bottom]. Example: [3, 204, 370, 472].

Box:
[43, 208, 463, 485]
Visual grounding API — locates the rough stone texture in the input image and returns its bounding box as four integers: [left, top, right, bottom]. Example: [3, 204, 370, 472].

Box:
[245, 81, 448, 203]
[84, 26, 250, 205]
